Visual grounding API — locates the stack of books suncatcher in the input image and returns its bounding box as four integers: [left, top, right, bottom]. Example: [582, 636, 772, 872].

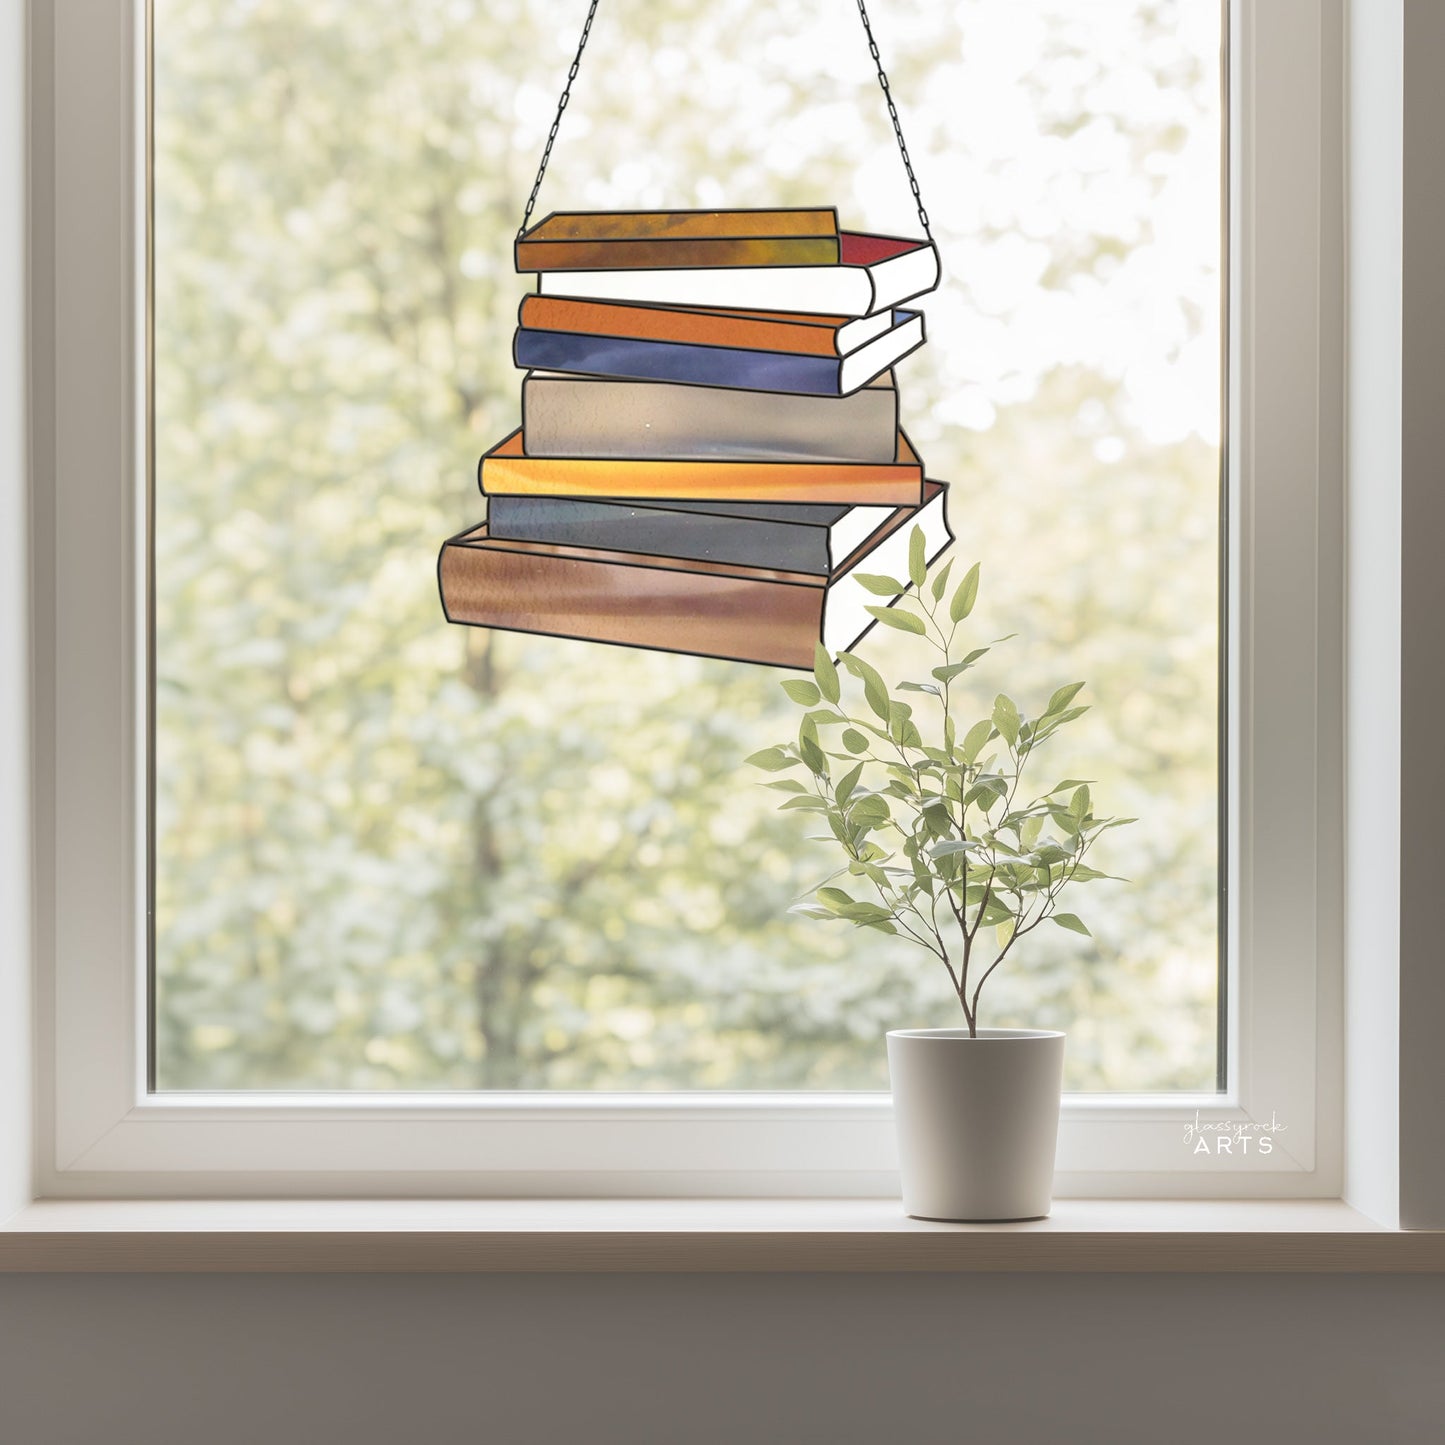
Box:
[438, 207, 951, 669]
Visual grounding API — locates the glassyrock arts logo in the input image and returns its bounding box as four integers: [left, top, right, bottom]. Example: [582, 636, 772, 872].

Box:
[1183, 1111, 1288, 1157]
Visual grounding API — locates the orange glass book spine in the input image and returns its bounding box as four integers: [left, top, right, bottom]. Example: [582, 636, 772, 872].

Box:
[517, 296, 849, 357]
[477, 429, 924, 505]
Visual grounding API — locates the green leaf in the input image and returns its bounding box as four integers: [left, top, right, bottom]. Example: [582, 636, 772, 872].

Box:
[1045, 682, 1085, 716]
[896, 680, 941, 696]
[1036, 705, 1090, 736]
[1067, 864, 1122, 883]
[932, 653, 986, 683]
[839, 652, 890, 722]
[850, 795, 892, 825]
[1052, 912, 1091, 936]
[779, 795, 827, 811]
[842, 728, 869, 754]
[764, 779, 808, 794]
[813, 644, 841, 705]
[865, 604, 927, 636]
[746, 747, 797, 772]
[781, 678, 821, 706]
[908, 525, 927, 588]
[883, 700, 923, 746]
[1046, 779, 1094, 795]
[930, 558, 954, 602]
[852, 572, 907, 597]
[798, 734, 828, 776]
[960, 719, 994, 765]
[950, 562, 981, 623]
[839, 902, 896, 925]
[964, 778, 1007, 811]
[992, 694, 1020, 748]
[835, 762, 864, 808]
[978, 896, 1015, 927]
[1070, 784, 1092, 820]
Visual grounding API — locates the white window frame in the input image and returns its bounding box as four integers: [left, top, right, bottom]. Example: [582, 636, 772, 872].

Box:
[31, 0, 1344, 1200]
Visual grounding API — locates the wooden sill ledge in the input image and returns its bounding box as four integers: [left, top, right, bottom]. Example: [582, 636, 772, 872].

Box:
[2, 1198, 1442, 1272]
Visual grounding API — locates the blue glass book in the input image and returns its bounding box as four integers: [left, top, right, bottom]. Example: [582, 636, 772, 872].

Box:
[512, 309, 924, 398]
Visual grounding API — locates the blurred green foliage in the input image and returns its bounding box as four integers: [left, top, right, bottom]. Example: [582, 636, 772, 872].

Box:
[153, 0, 1220, 1091]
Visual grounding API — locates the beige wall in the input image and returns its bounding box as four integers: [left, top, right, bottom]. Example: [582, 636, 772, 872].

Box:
[0, 1272, 1442, 1444]
[1, 0, 33, 1224]
[1398, 0, 1445, 1230]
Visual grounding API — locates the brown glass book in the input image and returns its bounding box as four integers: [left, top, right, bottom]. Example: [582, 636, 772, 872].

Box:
[438, 483, 950, 668]
[479, 428, 924, 506]
[515, 208, 840, 273]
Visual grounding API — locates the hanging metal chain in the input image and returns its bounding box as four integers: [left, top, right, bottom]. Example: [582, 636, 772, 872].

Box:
[854, 0, 932, 239]
[517, 0, 932, 242]
[516, 0, 602, 239]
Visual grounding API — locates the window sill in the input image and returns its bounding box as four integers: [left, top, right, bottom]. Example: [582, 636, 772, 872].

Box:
[0, 1198, 1439, 1273]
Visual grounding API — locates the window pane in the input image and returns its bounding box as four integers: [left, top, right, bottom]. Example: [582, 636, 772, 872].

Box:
[152, 0, 1222, 1091]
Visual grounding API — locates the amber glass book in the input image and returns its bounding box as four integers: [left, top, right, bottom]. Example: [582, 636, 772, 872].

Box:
[515, 208, 841, 272]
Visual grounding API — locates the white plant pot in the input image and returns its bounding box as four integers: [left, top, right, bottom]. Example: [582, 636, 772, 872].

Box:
[886, 1028, 1066, 1221]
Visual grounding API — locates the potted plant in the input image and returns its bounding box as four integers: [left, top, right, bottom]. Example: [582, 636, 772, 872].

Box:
[747, 528, 1131, 1220]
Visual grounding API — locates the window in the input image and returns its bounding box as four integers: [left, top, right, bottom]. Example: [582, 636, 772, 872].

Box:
[40, 0, 1340, 1195]
[150, 0, 1222, 1094]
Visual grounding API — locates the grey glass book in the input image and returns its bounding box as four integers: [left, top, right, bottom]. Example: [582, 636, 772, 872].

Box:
[520, 370, 900, 463]
[485, 494, 899, 576]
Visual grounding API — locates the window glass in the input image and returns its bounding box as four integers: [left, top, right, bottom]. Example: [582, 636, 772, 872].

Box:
[153, 0, 1222, 1091]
